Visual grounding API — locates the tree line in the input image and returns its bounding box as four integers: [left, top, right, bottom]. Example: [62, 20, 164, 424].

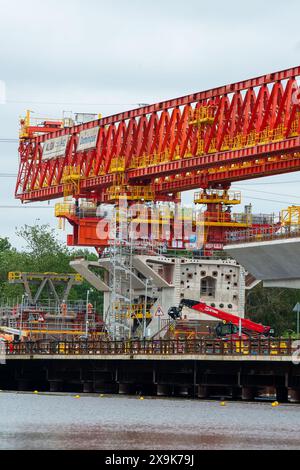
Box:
[0, 225, 102, 311]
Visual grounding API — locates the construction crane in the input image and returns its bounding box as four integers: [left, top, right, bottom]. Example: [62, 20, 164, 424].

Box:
[15, 66, 300, 251]
[168, 299, 272, 340]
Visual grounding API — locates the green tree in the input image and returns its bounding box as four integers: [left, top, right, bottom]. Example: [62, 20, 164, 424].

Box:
[0, 237, 11, 253]
[0, 226, 103, 311]
[246, 283, 299, 335]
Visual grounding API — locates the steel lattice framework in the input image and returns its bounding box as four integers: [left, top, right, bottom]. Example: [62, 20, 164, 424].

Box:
[16, 66, 300, 203]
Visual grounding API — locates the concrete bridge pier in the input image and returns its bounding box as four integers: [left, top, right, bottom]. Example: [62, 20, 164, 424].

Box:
[176, 385, 189, 397]
[289, 388, 300, 403]
[156, 384, 170, 396]
[231, 386, 241, 400]
[49, 380, 62, 392]
[276, 387, 288, 403]
[118, 383, 134, 395]
[82, 382, 93, 393]
[18, 379, 31, 391]
[197, 385, 209, 399]
[94, 382, 117, 394]
[241, 387, 255, 401]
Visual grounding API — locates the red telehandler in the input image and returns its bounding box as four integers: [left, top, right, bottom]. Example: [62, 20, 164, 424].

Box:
[168, 299, 273, 340]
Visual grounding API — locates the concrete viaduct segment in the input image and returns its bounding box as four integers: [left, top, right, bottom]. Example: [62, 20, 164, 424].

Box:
[225, 237, 300, 288]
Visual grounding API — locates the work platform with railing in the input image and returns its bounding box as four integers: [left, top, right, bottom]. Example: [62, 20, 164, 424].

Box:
[3, 337, 298, 359]
[1, 338, 300, 402]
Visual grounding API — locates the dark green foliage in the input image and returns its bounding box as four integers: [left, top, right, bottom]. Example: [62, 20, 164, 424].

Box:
[246, 283, 299, 336]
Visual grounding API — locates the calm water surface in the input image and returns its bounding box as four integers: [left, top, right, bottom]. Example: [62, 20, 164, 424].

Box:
[0, 392, 299, 450]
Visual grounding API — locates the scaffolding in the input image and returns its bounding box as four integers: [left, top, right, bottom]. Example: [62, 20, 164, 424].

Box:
[2, 272, 105, 341]
[103, 205, 159, 340]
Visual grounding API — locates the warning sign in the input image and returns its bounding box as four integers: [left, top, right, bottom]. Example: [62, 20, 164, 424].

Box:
[155, 305, 164, 317]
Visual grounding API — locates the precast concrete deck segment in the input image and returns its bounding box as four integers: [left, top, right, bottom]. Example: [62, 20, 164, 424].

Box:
[225, 237, 300, 288]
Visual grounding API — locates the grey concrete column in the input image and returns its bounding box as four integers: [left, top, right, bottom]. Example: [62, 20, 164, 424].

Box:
[118, 383, 132, 395]
[241, 387, 255, 401]
[197, 385, 209, 399]
[49, 381, 61, 392]
[83, 382, 92, 393]
[177, 386, 189, 397]
[276, 387, 288, 403]
[289, 388, 300, 403]
[157, 384, 170, 396]
[18, 379, 30, 391]
[231, 387, 241, 400]
[94, 382, 117, 394]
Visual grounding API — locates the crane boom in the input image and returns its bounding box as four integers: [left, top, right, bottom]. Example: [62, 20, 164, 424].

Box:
[171, 299, 271, 335]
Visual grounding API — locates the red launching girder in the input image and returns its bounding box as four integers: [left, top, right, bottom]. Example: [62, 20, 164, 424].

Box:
[16, 66, 300, 202]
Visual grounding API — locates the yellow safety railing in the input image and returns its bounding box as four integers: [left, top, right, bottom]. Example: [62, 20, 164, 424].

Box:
[109, 157, 125, 173]
[126, 304, 152, 319]
[189, 106, 215, 126]
[8, 272, 22, 281]
[112, 302, 152, 320]
[8, 272, 83, 282]
[128, 119, 297, 169]
[106, 185, 155, 202]
[130, 150, 170, 169]
[55, 203, 76, 218]
[19, 110, 31, 139]
[209, 138, 217, 153]
[62, 166, 81, 183]
[290, 113, 300, 136]
[196, 212, 252, 227]
[281, 206, 300, 226]
[194, 190, 242, 205]
[19, 110, 64, 139]
[61, 166, 81, 196]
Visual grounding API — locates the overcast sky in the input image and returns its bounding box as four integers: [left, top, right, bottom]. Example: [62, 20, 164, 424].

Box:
[0, 0, 300, 248]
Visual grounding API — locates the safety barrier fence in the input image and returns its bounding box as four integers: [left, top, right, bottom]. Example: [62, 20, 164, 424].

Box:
[225, 226, 300, 245]
[3, 337, 298, 357]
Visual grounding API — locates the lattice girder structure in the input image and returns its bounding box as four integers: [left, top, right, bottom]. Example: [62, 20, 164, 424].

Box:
[16, 66, 300, 203]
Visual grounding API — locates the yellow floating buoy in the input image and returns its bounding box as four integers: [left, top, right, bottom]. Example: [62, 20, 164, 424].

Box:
[33, 391, 39, 394]
[139, 396, 144, 400]
[272, 401, 279, 407]
[99, 394, 104, 398]
[74, 395, 81, 399]
[220, 401, 226, 406]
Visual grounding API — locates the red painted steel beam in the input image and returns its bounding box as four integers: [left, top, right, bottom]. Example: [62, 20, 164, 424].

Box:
[15, 66, 300, 203]
[154, 153, 300, 193]
[27, 65, 300, 144]
[16, 139, 300, 202]
[127, 137, 300, 180]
